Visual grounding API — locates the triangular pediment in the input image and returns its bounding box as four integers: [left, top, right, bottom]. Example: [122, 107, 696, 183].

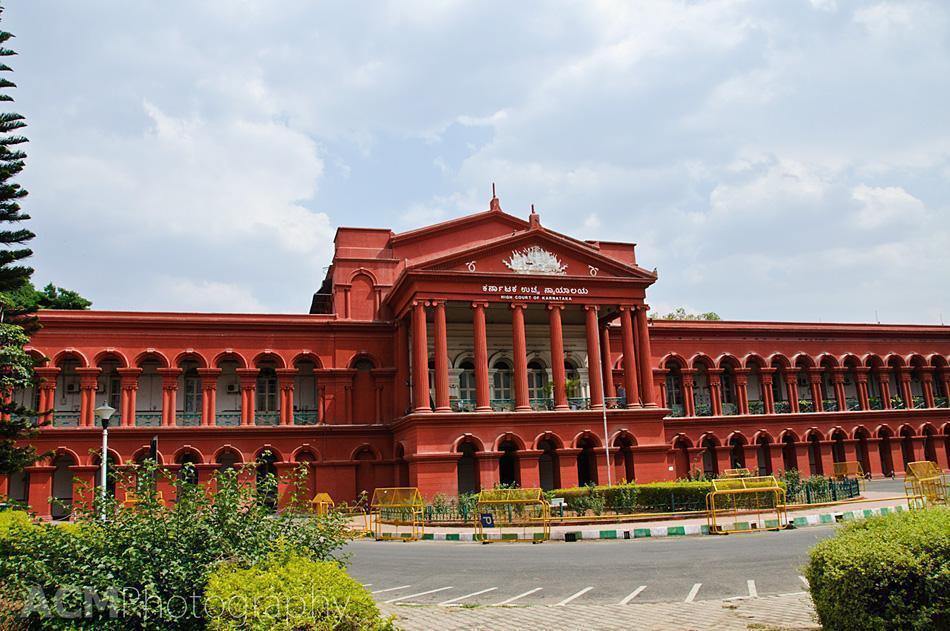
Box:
[411, 229, 655, 281]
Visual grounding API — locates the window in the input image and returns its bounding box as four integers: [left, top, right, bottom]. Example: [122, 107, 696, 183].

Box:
[108, 377, 121, 411]
[492, 360, 512, 400]
[458, 360, 476, 401]
[565, 361, 580, 397]
[721, 372, 734, 404]
[183, 369, 202, 413]
[527, 360, 548, 400]
[256, 368, 278, 412]
[666, 373, 683, 406]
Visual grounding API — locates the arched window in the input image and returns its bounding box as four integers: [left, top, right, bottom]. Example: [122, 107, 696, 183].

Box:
[527, 360, 548, 402]
[492, 360, 513, 401]
[256, 368, 278, 412]
[177, 452, 200, 485]
[182, 366, 202, 417]
[458, 360, 476, 402]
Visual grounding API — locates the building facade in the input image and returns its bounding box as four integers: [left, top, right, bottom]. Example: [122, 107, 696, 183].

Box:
[6, 195, 950, 518]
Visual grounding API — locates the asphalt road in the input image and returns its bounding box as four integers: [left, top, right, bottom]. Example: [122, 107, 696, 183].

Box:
[346, 525, 836, 606]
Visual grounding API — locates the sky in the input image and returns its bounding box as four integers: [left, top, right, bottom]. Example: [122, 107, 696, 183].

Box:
[5, 0, 950, 323]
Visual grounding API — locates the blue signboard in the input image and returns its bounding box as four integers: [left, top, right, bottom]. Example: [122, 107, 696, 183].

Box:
[479, 513, 495, 528]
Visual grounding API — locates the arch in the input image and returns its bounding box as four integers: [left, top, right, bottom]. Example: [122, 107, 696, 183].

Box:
[689, 353, 715, 370]
[742, 353, 767, 370]
[659, 353, 688, 370]
[51, 446, 83, 464]
[802, 427, 823, 442]
[24, 347, 48, 367]
[53, 349, 89, 368]
[51, 451, 78, 520]
[571, 430, 602, 449]
[90, 448, 123, 466]
[791, 353, 816, 369]
[752, 429, 775, 444]
[696, 432, 721, 447]
[173, 445, 205, 464]
[493, 432, 527, 451]
[699, 433, 720, 477]
[452, 433, 485, 453]
[291, 351, 324, 369]
[918, 422, 938, 436]
[213, 350, 248, 369]
[777, 428, 800, 443]
[488, 353, 513, 368]
[347, 353, 379, 370]
[130, 446, 165, 465]
[348, 443, 381, 461]
[716, 354, 741, 370]
[840, 353, 862, 368]
[349, 267, 379, 286]
[884, 353, 906, 368]
[767, 353, 791, 369]
[133, 349, 170, 368]
[532, 431, 565, 450]
[292, 444, 322, 463]
[451, 353, 476, 369]
[610, 429, 639, 447]
[827, 426, 848, 442]
[255, 445, 285, 463]
[851, 425, 871, 441]
[863, 353, 885, 369]
[671, 433, 694, 449]
[672, 434, 693, 479]
[213, 445, 245, 465]
[253, 351, 286, 369]
[816, 353, 839, 368]
[93, 349, 130, 368]
[173, 350, 208, 369]
[905, 353, 927, 368]
[725, 431, 748, 446]
[875, 424, 895, 439]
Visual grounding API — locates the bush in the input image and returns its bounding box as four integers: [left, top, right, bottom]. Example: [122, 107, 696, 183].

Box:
[553, 481, 712, 513]
[205, 552, 391, 631]
[805, 507, 950, 630]
[0, 460, 354, 629]
[0, 510, 34, 539]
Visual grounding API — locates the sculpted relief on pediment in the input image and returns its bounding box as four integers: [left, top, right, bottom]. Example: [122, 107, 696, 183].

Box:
[502, 246, 567, 275]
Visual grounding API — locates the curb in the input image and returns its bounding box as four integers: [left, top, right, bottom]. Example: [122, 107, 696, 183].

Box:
[376, 504, 907, 542]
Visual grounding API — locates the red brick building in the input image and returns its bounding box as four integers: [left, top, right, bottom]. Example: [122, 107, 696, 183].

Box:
[6, 194, 950, 518]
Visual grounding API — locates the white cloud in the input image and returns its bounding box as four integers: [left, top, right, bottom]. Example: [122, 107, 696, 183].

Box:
[851, 185, 927, 229]
[151, 277, 266, 313]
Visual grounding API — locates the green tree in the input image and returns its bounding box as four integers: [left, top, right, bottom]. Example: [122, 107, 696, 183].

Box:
[0, 280, 92, 312]
[649, 307, 721, 321]
[0, 6, 45, 477]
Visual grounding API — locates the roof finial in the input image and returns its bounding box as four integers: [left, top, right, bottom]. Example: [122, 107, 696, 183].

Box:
[528, 204, 541, 229]
[489, 182, 502, 212]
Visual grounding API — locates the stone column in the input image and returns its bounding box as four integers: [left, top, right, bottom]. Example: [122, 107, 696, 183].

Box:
[715, 445, 733, 474]
[656, 369, 668, 408]
[769, 444, 785, 475]
[519, 450, 543, 488]
[197, 367, 220, 426]
[236, 367, 258, 426]
[808, 369, 823, 412]
[866, 439, 884, 476]
[548, 305, 568, 410]
[785, 370, 800, 414]
[411, 301, 431, 413]
[584, 305, 604, 410]
[619, 307, 640, 408]
[832, 369, 847, 411]
[556, 448, 581, 489]
[117, 367, 141, 428]
[76, 367, 101, 428]
[855, 368, 870, 410]
[734, 369, 750, 415]
[877, 370, 892, 409]
[511, 303, 531, 412]
[635, 306, 657, 406]
[707, 369, 723, 416]
[276, 368, 296, 425]
[921, 371, 935, 408]
[433, 301, 451, 412]
[471, 302, 491, 412]
[157, 367, 182, 427]
[601, 325, 617, 399]
[476, 452, 501, 490]
[899, 368, 914, 408]
[760, 368, 775, 414]
[681, 370, 696, 417]
[819, 441, 836, 474]
[34, 367, 60, 425]
[395, 318, 410, 416]
[25, 465, 55, 520]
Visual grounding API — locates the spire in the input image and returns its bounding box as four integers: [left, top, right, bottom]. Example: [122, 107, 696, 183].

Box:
[528, 203, 541, 230]
[489, 182, 502, 212]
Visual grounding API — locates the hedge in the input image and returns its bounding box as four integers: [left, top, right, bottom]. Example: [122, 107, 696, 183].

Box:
[805, 507, 949, 630]
[553, 481, 712, 513]
[0, 510, 34, 539]
[205, 553, 393, 631]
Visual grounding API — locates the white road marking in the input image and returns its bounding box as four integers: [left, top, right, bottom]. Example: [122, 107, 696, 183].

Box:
[371, 585, 410, 594]
[799, 575, 809, 588]
[438, 587, 498, 606]
[685, 583, 702, 603]
[620, 585, 647, 605]
[747, 580, 758, 598]
[385, 586, 453, 604]
[555, 586, 593, 606]
[362, 584, 372, 587]
[492, 587, 542, 606]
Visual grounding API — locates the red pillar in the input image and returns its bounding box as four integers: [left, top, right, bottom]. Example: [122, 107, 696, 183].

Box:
[519, 450, 542, 488]
[411, 301, 431, 413]
[593, 448, 611, 485]
[472, 302, 491, 412]
[556, 449, 580, 489]
[878, 372, 892, 409]
[786, 373, 800, 414]
[76, 367, 100, 428]
[769, 444, 785, 475]
[809, 371, 823, 412]
[760, 369, 775, 414]
[734, 371, 750, 415]
[197, 368, 220, 426]
[921, 373, 935, 408]
[866, 439, 884, 476]
[511, 303, 531, 412]
[635, 306, 657, 406]
[584, 305, 604, 410]
[158, 367, 182, 427]
[681, 371, 696, 417]
[395, 318, 410, 416]
[619, 307, 640, 408]
[276, 368, 296, 425]
[715, 446, 732, 475]
[601, 325, 617, 399]
[26, 465, 54, 520]
[117, 367, 141, 427]
[34, 367, 59, 425]
[900, 368, 914, 408]
[855, 369, 870, 410]
[819, 441, 836, 474]
[236, 368, 258, 425]
[833, 370, 847, 411]
[477, 452, 500, 490]
[708, 370, 723, 417]
[548, 305, 568, 410]
[433, 301, 451, 412]
[0, 473, 7, 498]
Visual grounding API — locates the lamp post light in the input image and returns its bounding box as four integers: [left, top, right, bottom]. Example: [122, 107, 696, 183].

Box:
[95, 403, 116, 518]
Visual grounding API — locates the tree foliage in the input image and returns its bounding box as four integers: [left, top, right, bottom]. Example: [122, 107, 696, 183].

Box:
[0, 281, 92, 312]
[649, 307, 721, 321]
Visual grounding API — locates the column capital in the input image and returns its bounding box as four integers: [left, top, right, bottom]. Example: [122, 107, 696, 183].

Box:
[75, 367, 102, 377]
[411, 299, 430, 308]
[546, 303, 564, 311]
[116, 367, 142, 377]
[275, 367, 297, 379]
[470, 301, 489, 309]
[235, 367, 259, 379]
[157, 367, 183, 378]
[196, 367, 222, 377]
[509, 302, 528, 310]
[583, 304, 599, 312]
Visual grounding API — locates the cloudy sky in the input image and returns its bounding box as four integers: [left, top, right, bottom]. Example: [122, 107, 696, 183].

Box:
[6, 1, 949, 322]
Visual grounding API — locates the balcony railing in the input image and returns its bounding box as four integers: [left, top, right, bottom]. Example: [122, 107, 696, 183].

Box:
[846, 397, 861, 411]
[936, 396, 949, 408]
[605, 397, 626, 409]
[177, 412, 201, 427]
[822, 399, 838, 412]
[529, 398, 554, 411]
[255, 411, 279, 426]
[567, 397, 590, 410]
[747, 400, 764, 415]
[668, 403, 685, 417]
[216, 412, 241, 427]
[490, 399, 514, 412]
[774, 400, 791, 414]
[912, 396, 926, 409]
[722, 402, 738, 416]
[53, 411, 80, 428]
[868, 396, 883, 410]
[293, 410, 319, 425]
[798, 399, 815, 413]
[890, 396, 906, 410]
[136, 412, 162, 427]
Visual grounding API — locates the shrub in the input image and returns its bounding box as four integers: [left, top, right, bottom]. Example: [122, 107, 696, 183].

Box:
[805, 507, 950, 630]
[553, 481, 712, 513]
[0, 460, 354, 629]
[205, 552, 392, 631]
[0, 510, 34, 539]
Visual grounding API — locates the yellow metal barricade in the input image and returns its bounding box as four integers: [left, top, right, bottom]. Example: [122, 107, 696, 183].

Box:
[904, 461, 948, 509]
[371, 487, 425, 541]
[721, 468, 752, 479]
[833, 461, 866, 491]
[473, 488, 550, 543]
[311, 492, 335, 516]
[706, 476, 788, 534]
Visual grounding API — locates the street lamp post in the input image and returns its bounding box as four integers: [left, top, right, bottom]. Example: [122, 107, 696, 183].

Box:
[95, 403, 116, 519]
